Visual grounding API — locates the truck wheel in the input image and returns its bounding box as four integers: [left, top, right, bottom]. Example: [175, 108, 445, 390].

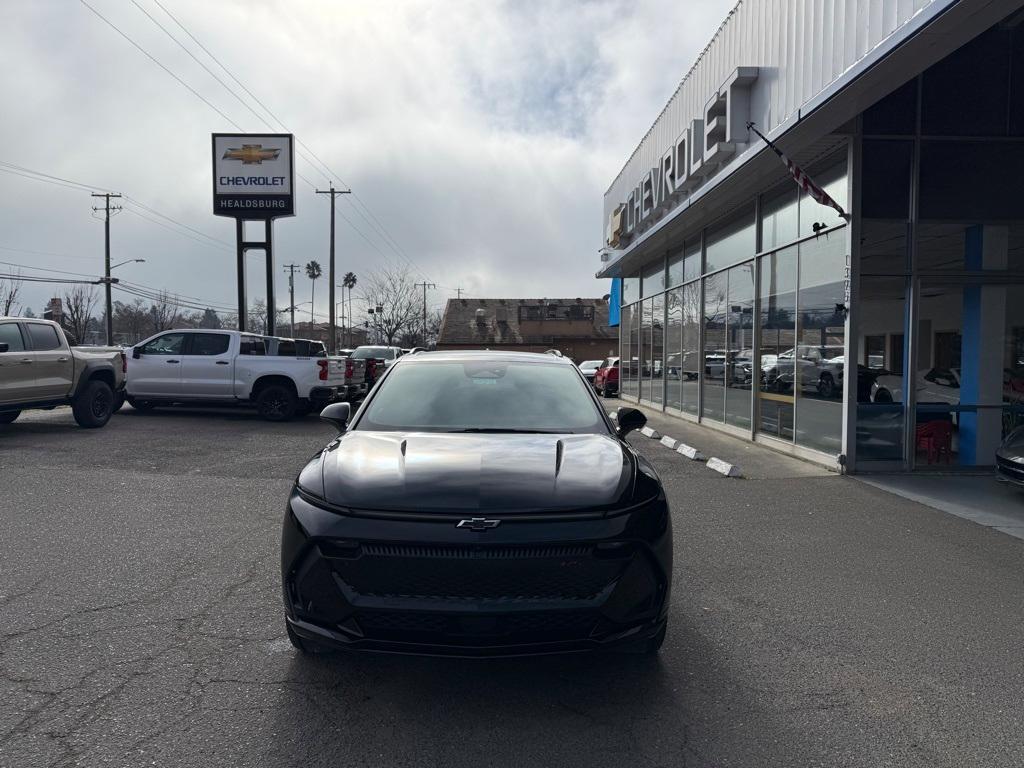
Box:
[817, 374, 836, 399]
[0, 411, 21, 425]
[256, 384, 297, 422]
[111, 390, 126, 414]
[72, 380, 114, 428]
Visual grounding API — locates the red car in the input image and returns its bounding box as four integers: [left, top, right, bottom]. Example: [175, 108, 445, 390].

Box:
[593, 356, 620, 398]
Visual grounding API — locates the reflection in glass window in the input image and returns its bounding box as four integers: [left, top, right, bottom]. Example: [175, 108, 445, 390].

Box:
[702, 272, 727, 422]
[667, 248, 685, 289]
[649, 293, 665, 405]
[857, 277, 907, 462]
[794, 234, 847, 454]
[639, 300, 651, 402]
[681, 282, 701, 415]
[620, 303, 634, 398]
[622, 274, 640, 305]
[725, 262, 755, 429]
[705, 207, 755, 275]
[665, 289, 682, 410]
[760, 184, 799, 251]
[758, 246, 797, 441]
[683, 238, 701, 283]
[641, 260, 666, 299]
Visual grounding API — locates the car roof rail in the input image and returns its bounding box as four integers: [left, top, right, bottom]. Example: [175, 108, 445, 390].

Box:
[544, 349, 563, 357]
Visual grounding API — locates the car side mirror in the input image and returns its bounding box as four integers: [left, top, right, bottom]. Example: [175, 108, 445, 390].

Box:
[132, 347, 141, 359]
[0, 342, 7, 353]
[615, 407, 646, 438]
[320, 402, 351, 433]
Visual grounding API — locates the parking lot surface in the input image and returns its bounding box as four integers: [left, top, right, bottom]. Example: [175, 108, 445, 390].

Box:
[2, 405, 1023, 767]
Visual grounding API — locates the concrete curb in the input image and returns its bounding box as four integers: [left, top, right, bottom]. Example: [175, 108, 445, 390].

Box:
[639, 426, 661, 439]
[706, 457, 741, 477]
[676, 443, 706, 461]
[660, 436, 680, 450]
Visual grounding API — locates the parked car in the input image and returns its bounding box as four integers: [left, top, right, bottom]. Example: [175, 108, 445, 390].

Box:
[0, 317, 126, 428]
[577, 359, 603, 384]
[350, 345, 404, 387]
[124, 329, 345, 421]
[263, 336, 365, 403]
[280, 350, 671, 656]
[871, 367, 961, 405]
[592, 356, 619, 397]
[774, 344, 845, 397]
[996, 425, 1024, 486]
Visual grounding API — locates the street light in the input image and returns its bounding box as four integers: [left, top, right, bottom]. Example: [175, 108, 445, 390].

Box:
[110, 258, 145, 270]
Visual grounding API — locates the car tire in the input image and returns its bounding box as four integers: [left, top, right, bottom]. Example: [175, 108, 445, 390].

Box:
[71, 380, 114, 428]
[127, 397, 157, 412]
[818, 374, 836, 399]
[256, 384, 297, 422]
[0, 410, 21, 425]
[874, 388, 893, 404]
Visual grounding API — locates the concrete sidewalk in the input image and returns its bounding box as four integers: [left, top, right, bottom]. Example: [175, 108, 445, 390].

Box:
[614, 401, 830, 480]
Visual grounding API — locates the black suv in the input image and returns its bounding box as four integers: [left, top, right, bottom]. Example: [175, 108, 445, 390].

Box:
[280, 350, 672, 656]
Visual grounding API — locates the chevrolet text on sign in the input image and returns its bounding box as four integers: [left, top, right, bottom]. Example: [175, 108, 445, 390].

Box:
[212, 133, 295, 219]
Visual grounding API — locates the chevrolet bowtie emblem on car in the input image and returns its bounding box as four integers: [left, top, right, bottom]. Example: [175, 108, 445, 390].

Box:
[456, 517, 501, 531]
[222, 144, 281, 164]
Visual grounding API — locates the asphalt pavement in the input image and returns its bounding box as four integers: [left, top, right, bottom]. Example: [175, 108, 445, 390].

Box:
[1, 403, 1023, 767]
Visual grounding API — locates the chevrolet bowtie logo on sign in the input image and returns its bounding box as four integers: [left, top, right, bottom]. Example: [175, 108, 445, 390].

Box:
[213, 133, 295, 219]
[222, 144, 281, 165]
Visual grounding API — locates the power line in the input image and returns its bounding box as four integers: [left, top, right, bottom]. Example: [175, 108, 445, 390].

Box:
[122, 195, 233, 248]
[121, 207, 232, 253]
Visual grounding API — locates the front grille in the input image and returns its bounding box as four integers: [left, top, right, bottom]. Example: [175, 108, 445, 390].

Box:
[327, 542, 629, 603]
[357, 610, 598, 643]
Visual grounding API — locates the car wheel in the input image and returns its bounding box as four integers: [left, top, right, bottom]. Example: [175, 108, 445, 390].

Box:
[0, 410, 21, 425]
[257, 384, 297, 422]
[72, 380, 114, 428]
[817, 374, 836, 399]
[874, 388, 893, 404]
[127, 397, 157, 412]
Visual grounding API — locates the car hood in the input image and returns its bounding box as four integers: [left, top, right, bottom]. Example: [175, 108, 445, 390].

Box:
[317, 431, 635, 513]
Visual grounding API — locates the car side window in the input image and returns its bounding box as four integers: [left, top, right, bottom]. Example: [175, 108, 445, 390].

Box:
[188, 333, 230, 356]
[0, 322, 26, 352]
[26, 323, 62, 351]
[140, 333, 185, 355]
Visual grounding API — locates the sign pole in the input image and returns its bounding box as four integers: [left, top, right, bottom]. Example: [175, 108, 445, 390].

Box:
[236, 218, 247, 332]
[264, 219, 275, 336]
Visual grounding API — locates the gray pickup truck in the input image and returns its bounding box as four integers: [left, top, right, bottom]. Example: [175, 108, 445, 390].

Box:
[0, 317, 126, 428]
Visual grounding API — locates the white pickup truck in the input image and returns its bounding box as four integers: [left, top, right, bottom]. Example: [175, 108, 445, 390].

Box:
[125, 329, 344, 421]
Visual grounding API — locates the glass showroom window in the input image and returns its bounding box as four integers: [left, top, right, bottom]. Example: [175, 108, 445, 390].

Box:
[705, 207, 755, 275]
[758, 244, 798, 441]
[665, 288, 683, 411]
[681, 281, 701, 415]
[703, 271, 727, 422]
[622, 273, 640, 306]
[794, 233, 847, 454]
[798, 157, 848, 238]
[856, 277, 905, 461]
[760, 183, 799, 252]
[725, 261, 755, 429]
[639, 299, 652, 402]
[620, 303, 634, 399]
[650, 292, 665, 405]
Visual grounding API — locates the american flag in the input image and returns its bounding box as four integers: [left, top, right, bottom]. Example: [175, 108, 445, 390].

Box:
[747, 122, 849, 221]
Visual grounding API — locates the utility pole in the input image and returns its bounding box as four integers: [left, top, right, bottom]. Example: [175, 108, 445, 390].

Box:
[91, 193, 122, 345]
[455, 287, 465, 300]
[283, 263, 300, 337]
[315, 185, 351, 354]
[414, 282, 436, 347]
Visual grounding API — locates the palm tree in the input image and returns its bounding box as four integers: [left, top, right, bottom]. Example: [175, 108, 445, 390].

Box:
[343, 272, 357, 346]
[305, 260, 322, 324]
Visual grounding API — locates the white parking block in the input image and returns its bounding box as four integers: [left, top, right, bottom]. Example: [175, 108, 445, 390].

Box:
[660, 435, 680, 450]
[706, 457, 741, 477]
[639, 426, 661, 439]
[676, 443, 706, 461]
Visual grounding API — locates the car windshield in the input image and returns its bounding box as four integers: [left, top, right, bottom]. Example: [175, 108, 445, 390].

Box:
[351, 347, 393, 360]
[356, 359, 608, 433]
[579, 360, 602, 371]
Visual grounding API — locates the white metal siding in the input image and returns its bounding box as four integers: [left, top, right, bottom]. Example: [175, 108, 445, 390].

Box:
[604, 0, 948, 222]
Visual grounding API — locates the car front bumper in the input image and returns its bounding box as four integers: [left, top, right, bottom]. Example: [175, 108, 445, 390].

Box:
[281, 489, 672, 657]
[995, 454, 1024, 487]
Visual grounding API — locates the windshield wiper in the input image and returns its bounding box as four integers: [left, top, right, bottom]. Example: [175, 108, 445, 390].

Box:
[446, 428, 563, 434]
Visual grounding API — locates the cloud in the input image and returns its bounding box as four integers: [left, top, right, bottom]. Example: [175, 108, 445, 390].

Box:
[0, 0, 736, 321]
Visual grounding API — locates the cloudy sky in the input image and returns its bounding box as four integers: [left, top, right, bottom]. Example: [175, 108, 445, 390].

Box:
[1, 0, 735, 323]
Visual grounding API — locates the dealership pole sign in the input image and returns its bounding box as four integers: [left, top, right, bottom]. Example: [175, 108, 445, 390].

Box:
[212, 133, 295, 335]
[212, 133, 295, 218]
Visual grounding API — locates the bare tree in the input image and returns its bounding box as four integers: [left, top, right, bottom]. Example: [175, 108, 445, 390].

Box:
[62, 285, 98, 344]
[360, 266, 421, 345]
[249, 299, 268, 335]
[0, 274, 22, 316]
[111, 299, 150, 344]
[149, 292, 180, 333]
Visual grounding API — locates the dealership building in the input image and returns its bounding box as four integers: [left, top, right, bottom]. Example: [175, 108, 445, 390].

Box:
[598, 0, 1024, 473]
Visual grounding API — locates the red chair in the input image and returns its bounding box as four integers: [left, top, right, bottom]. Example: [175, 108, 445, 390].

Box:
[915, 420, 953, 464]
